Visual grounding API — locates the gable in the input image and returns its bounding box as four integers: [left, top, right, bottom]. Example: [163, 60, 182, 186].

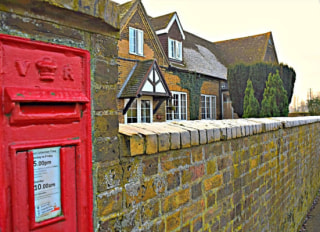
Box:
[263, 37, 279, 64]
[151, 13, 185, 40]
[119, 2, 169, 66]
[142, 67, 167, 94]
[118, 60, 171, 99]
[120, 6, 145, 39]
[168, 20, 184, 41]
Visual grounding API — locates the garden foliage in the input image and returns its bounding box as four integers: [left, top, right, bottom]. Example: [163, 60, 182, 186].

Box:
[260, 71, 289, 117]
[243, 79, 260, 118]
[308, 97, 320, 116]
[227, 62, 295, 117]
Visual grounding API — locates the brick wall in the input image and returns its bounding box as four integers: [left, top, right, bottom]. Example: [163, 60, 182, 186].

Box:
[99, 117, 320, 231]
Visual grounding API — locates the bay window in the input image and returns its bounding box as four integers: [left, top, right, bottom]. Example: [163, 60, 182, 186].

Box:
[125, 97, 152, 123]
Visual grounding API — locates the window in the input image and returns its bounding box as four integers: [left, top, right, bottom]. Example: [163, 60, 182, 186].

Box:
[125, 97, 152, 123]
[201, 95, 216, 120]
[166, 92, 187, 121]
[168, 38, 182, 61]
[223, 94, 231, 103]
[129, 27, 144, 56]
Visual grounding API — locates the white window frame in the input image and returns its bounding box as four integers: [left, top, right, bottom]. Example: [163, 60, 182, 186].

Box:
[124, 96, 153, 124]
[168, 38, 182, 61]
[201, 95, 216, 120]
[129, 27, 144, 56]
[166, 91, 187, 121]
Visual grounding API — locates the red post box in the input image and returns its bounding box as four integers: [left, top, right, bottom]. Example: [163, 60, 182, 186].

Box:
[0, 34, 92, 232]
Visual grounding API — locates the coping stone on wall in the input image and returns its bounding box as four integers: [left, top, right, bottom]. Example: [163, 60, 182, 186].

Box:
[119, 124, 158, 155]
[170, 121, 207, 145]
[133, 123, 178, 151]
[119, 116, 320, 156]
[270, 116, 320, 128]
[246, 118, 283, 132]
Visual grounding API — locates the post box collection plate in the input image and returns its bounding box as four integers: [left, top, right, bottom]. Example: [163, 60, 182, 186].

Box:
[32, 147, 62, 223]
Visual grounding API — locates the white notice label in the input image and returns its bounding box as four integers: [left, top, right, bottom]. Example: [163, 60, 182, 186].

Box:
[32, 147, 61, 222]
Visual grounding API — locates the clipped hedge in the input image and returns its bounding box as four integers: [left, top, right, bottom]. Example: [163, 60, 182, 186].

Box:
[228, 62, 295, 117]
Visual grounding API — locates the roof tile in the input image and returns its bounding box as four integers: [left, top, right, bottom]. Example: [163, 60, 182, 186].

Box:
[178, 31, 228, 79]
[149, 12, 176, 31]
[213, 32, 272, 66]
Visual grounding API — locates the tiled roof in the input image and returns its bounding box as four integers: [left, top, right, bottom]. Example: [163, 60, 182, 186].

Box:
[118, 60, 171, 98]
[149, 12, 176, 31]
[213, 32, 272, 67]
[178, 31, 227, 79]
[119, 60, 153, 98]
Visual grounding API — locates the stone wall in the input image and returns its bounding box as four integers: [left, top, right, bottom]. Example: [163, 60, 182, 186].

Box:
[98, 117, 320, 232]
[0, 1, 120, 230]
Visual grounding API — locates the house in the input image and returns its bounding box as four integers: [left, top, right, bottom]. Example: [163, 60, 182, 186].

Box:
[116, 0, 280, 123]
[117, 0, 171, 124]
[150, 12, 231, 120]
[117, 0, 231, 123]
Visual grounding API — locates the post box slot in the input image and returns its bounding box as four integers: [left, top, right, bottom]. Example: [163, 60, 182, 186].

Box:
[4, 87, 89, 125]
[10, 102, 81, 125]
[3, 87, 88, 125]
[20, 102, 77, 115]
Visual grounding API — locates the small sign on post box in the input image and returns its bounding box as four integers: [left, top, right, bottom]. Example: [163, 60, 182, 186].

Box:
[32, 147, 61, 222]
[0, 34, 92, 232]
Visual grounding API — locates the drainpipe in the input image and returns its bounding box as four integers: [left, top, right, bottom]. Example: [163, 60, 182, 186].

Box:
[220, 82, 223, 120]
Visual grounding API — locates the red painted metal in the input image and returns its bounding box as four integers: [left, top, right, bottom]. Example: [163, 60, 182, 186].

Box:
[0, 34, 92, 232]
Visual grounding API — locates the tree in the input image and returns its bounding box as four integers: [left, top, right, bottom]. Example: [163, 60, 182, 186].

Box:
[260, 71, 289, 117]
[227, 62, 295, 117]
[243, 79, 260, 118]
[307, 97, 320, 115]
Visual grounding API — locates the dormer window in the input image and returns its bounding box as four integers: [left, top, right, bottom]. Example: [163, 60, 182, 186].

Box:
[129, 27, 144, 56]
[168, 38, 182, 61]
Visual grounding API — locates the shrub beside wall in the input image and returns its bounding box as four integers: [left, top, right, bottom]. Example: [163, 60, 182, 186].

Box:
[228, 62, 296, 117]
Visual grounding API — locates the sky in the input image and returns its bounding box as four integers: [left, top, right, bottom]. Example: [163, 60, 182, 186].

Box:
[114, 0, 320, 104]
